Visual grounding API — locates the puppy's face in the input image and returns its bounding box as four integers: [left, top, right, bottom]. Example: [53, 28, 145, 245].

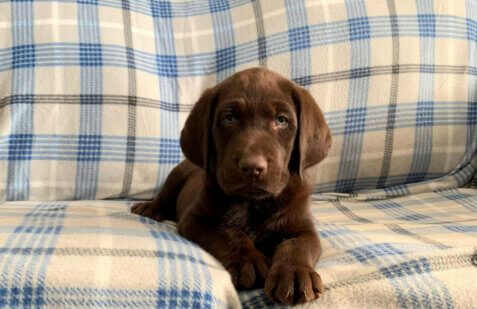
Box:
[181, 68, 331, 200]
[212, 72, 297, 199]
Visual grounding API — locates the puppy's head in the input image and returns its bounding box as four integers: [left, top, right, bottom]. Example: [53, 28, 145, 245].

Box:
[181, 68, 331, 200]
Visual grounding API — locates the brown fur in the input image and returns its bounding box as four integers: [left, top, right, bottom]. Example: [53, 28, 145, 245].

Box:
[131, 68, 331, 305]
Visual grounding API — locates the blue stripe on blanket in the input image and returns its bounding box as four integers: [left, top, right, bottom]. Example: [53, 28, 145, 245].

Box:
[1, 16, 475, 75]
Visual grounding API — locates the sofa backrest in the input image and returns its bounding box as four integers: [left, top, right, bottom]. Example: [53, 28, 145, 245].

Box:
[0, 0, 476, 201]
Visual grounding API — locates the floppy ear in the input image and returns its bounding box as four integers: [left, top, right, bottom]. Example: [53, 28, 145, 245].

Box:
[291, 86, 332, 178]
[180, 87, 218, 174]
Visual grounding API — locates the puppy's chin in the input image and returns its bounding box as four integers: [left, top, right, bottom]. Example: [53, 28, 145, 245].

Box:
[222, 186, 276, 200]
[235, 187, 275, 200]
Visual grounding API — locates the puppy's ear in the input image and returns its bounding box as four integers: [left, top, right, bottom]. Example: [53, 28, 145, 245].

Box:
[180, 87, 218, 174]
[290, 86, 332, 178]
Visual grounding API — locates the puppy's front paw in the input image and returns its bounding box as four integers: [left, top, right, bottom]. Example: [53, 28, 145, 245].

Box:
[264, 264, 323, 305]
[226, 250, 270, 290]
[131, 202, 164, 221]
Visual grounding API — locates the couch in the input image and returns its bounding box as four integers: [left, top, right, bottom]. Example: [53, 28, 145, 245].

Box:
[0, 0, 476, 308]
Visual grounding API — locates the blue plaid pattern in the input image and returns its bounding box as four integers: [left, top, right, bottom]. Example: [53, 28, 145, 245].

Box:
[348, 17, 371, 41]
[288, 26, 311, 51]
[240, 188, 477, 307]
[7, 134, 33, 161]
[79, 43, 103, 67]
[0, 1, 476, 306]
[156, 55, 178, 78]
[151, 1, 172, 18]
[209, 0, 230, 13]
[0, 190, 474, 308]
[0, 200, 238, 308]
[11, 45, 35, 69]
[77, 134, 102, 162]
[215, 47, 236, 72]
[418, 14, 436, 37]
[348, 243, 403, 263]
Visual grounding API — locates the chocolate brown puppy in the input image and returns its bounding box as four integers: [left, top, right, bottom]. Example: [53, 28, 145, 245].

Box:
[132, 68, 331, 305]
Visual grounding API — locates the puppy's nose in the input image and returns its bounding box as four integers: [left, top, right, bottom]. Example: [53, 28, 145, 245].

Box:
[239, 155, 268, 179]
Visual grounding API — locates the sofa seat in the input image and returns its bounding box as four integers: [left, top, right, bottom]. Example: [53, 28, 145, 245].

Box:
[1, 189, 476, 308]
[0, 200, 240, 308]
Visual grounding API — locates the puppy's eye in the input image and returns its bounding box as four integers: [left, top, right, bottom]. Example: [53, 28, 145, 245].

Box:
[275, 115, 289, 128]
[222, 113, 237, 124]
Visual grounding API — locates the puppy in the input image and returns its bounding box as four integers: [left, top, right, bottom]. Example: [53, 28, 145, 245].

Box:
[132, 68, 331, 305]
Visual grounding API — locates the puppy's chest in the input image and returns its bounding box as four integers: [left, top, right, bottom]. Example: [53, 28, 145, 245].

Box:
[222, 200, 284, 241]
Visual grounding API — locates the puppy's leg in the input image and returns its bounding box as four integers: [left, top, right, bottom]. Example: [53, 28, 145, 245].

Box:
[264, 224, 324, 305]
[131, 160, 198, 221]
[178, 215, 270, 289]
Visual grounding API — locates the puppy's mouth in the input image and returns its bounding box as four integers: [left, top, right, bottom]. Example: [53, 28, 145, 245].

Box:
[223, 181, 281, 200]
[242, 186, 272, 199]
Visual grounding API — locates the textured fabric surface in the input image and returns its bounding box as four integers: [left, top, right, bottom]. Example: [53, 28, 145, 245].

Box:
[0, 0, 476, 201]
[471, 156, 477, 189]
[0, 191, 476, 308]
[241, 189, 477, 308]
[0, 200, 241, 308]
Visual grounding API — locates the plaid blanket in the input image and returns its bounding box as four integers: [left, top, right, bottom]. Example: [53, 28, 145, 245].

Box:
[0, 0, 476, 308]
[0, 200, 241, 308]
[242, 189, 477, 308]
[0, 190, 475, 308]
[0, 0, 475, 201]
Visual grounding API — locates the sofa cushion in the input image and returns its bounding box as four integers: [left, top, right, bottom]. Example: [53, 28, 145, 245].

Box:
[1, 1, 476, 201]
[1, 190, 476, 308]
[0, 200, 240, 308]
[241, 189, 477, 307]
